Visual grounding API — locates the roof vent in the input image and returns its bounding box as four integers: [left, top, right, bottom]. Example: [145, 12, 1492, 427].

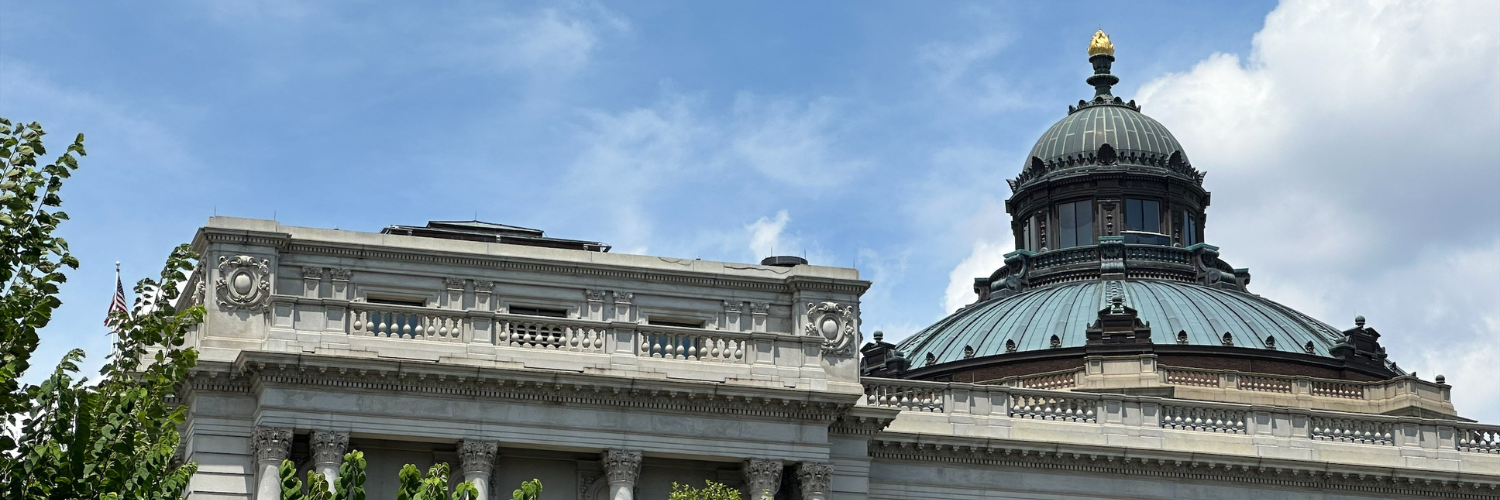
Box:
[963, 345, 975, 359]
[1005, 339, 1017, 353]
[760, 256, 808, 267]
[1049, 335, 1062, 349]
[1176, 330, 1188, 344]
[1221, 332, 1234, 346]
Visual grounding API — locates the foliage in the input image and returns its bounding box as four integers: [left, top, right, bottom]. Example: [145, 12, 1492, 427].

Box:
[0, 118, 203, 500]
[276, 451, 368, 500]
[0, 119, 82, 434]
[667, 480, 741, 500]
[395, 463, 479, 500]
[509, 479, 541, 500]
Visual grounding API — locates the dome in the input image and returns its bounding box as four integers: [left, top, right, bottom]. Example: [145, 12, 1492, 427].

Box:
[897, 279, 1348, 370]
[1027, 104, 1185, 167]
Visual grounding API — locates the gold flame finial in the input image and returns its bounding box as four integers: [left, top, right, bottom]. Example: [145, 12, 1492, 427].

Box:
[1088, 29, 1114, 57]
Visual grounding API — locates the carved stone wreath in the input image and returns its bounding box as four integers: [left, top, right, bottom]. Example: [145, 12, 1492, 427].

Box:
[215, 255, 271, 312]
[804, 302, 858, 356]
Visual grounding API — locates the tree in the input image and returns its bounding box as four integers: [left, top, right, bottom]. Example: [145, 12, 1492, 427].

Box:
[667, 481, 741, 500]
[0, 118, 203, 500]
[509, 479, 541, 500]
[277, 451, 367, 500]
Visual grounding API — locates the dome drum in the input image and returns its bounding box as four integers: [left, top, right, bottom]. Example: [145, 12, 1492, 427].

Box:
[978, 239, 1247, 302]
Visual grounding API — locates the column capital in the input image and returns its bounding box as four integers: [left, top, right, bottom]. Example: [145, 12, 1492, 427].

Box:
[796, 462, 833, 500]
[459, 439, 499, 475]
[601, 449, 642, 485]
[310, 430, 349, 466]
[251, 426, 293, 464]
[742, 459, 783, 500]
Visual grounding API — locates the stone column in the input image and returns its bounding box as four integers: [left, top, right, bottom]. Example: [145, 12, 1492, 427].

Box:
[459, 440, 499, 500]
[601, 449, 642, 500]
[742, 459, 782, 500]
[251, 426, 293, 500]
[795, 462, 833, 500]
[311, 430, 349, 493]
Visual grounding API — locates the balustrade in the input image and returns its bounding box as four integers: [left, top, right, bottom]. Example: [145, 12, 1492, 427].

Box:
[1008, 392, 1097, 422]
[1237, 374, 1293, 393]
[637, 327, 746, 362]
[498, 315, 608, 353]
[352, 306, 466, 342]
[1310, 416, 1394, 445]
[1310, 380, 1365, 399]
[1010, 369, 1080, 390]
[864, 382, 944, 412]
[1457, 426, 1500, 454]
[1163, 368, 1220, 387]
[1160, 405, 1246, 434]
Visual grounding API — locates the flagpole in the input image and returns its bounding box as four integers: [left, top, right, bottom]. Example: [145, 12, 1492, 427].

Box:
[111, 261, 119, 360]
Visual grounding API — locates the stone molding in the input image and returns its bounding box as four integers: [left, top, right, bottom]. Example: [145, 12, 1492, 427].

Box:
[197, 233, 871, 296]
[216, 255, 272, 312]
[310, 430, 349, 466]
[869, 436, 1500, 499]
[224, 354, 857, 423]
[458, 439, 498, 474]
[742, 459, 782, 499]
[795, 462, 833, 499]
[601, 449, 642, 485]
[829, 406, 899, 436]
[250, 426, 292, 463]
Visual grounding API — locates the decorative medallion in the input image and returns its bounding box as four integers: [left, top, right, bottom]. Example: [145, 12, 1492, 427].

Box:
[804, 302, 858, 356]
[215, 255, 271, 312]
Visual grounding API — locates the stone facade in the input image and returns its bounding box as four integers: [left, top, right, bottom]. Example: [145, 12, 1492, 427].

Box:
[175, 217, 1500, 500]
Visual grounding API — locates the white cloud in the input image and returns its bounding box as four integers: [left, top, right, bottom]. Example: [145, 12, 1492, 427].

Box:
[747, 210, 791, 260]
[457, 3, 629, 79]
[1136, 0, 1500, 421]
[944, 239, 1011, 314]
[730, 94, 869, 187]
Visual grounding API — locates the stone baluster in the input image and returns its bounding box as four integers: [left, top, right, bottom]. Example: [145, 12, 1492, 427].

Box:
[601, 449, 642, 500]
[742, 459, 782, 500]
[796, 462, 833, 500]
[459, 440, 499, 500]
[310, 430, 349, 493]
[251, 426, 293, 500]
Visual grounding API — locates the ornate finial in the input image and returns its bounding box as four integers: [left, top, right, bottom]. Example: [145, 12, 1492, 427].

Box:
[1088, 30, 1115, 57]
[1355, 315, 1366, 328]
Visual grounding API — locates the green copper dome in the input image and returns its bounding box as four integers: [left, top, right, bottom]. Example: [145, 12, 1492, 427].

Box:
[897, 279, 1346, 370]
[1028, 104, 1184, 167]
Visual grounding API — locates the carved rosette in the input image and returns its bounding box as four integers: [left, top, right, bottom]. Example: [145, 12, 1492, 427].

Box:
[796, 462, 833, 499]
[250, 426, 292, 463]
[215, 255, 271, 312]
[742, 459, 783, 499]
[804, 302, 858, 356]
[601, 449, 642, 485]
[310, 430, 349, 466]
[458, 439, 498, 475]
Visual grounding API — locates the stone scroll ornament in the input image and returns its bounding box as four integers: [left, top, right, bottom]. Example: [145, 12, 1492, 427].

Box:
[805, 302, 858, 356]
[216, 255, 272, 312]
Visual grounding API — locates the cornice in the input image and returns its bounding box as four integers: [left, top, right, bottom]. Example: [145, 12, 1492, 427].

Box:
[203, 352, 859, 423]
[871, 433, 1500, 499]
[830, 405, 900, 436]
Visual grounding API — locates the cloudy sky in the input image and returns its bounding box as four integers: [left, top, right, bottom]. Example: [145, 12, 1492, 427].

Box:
[3, 0, 1496, 421]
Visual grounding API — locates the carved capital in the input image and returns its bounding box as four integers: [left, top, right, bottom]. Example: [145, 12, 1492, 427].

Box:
[796, 462, 833, 500]
[250, 426, 292, 463]
[804, 302, 858, 357]
[458, 439, 498, 475]
[723, 300, 743, 314]
[612, 291, 633, 305]
[742, 459, 783, 500]
[328, 268, 353, 282]
[310, 430, 348, 466]
[473, 280, 494, 293]
[300, 266, 324, 280]
[444, 277, 466, 290]
[601, 449, 642, 485]
[215, 255, 272, 312]
[585, 289, 607, 302]
[749, 302, 770, 315]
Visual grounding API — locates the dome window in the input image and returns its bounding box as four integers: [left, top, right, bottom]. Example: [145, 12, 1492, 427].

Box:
[1125, 199, 1161, 233]
[1057, 200, 1095, 249]
[1183, 211, 1199, 246]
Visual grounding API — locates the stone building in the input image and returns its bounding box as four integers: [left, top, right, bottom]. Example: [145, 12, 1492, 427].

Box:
[177, 32, 1499, 500]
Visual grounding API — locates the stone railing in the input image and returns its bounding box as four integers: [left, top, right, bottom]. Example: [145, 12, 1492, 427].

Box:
[637, 325, 749, 363]
[995, 368, 1082, 390]
[1162, 366, 1219, 387]
[496, 314, 609, 353]
[1237, 374, 1293, 393]
[351, 302, 469, 342]
[860, 377, 1500, 455]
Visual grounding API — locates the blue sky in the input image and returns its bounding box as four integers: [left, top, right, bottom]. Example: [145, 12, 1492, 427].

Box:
[3, 1, 1496, 421]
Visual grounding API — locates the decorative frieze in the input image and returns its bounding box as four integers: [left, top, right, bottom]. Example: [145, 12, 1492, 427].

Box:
[216, 255, 272, 312]
[250, 426, 292, 463]
[742, 459, 782, 500]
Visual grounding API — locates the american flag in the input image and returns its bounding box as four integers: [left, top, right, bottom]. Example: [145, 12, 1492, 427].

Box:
[106, 263, 128, 327]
